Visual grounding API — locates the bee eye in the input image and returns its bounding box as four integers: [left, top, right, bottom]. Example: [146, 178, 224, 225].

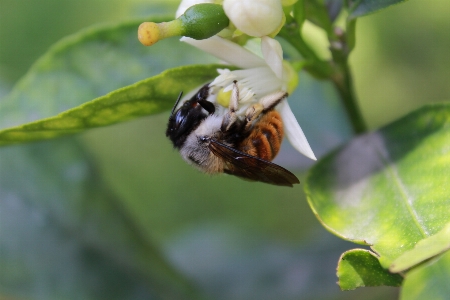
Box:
[175, 111, 184, 127]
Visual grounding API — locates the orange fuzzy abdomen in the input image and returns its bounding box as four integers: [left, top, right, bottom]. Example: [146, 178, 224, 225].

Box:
[239, 110, 284, 161]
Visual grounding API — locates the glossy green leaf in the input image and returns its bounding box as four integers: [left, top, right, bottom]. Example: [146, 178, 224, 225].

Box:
[0, 80, 9, 99]
[0, 64, 221, 146]
[348, 0, 410, 19]
[337, 249, 403, 290]
[400, 251, 450, 300]
[0, 16, 218, 130]
[0, 139, 203, 300]
[390, 222, 450, 273]
[305, 103, 450, 269]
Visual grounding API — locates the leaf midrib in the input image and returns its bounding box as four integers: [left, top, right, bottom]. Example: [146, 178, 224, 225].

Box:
[375, 145, 429, 239]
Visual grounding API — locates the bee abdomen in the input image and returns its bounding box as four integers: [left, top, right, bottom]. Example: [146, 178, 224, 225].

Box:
[240, 110, 283, 161]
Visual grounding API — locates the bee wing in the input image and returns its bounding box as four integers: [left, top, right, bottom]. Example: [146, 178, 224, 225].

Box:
[209, 138, 300, 187]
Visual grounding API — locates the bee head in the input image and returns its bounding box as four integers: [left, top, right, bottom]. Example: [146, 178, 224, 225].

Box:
[166, 85, 215, 148]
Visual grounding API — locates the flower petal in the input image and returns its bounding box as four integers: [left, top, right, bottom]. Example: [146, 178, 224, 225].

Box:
[223, 0, 283, 37]
[261, 36, 283, 80]
[278, 100, 317, 160]
[180, 36, 266, 69]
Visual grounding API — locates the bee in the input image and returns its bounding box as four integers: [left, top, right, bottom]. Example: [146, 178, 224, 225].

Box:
[166, 81, 299, 187]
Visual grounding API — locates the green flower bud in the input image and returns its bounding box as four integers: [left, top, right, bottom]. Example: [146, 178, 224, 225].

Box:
[180, 3, 229, 40]
[138, 3, 229, 46]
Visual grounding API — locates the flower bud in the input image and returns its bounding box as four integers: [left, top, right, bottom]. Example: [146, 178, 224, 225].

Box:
[180, 3, 230, 40]
[138, 3, 229, 46]
[223, 0, 284, 37]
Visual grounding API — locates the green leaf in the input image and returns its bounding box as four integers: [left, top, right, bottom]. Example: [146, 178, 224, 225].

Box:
[0, 139, 203, 300]
[305, 0, 333, 34]
[337, 249, 403, 290]
[0, 64, 222, 146]
[293, 0, 306, 27]
[400, 251, 450, 300]
[0, 16, 216, 299]
[390, 222, 450, 273]
[0, 17, 218, 130]
[348, 0, 411, 19]
[305, 103, 450, 268]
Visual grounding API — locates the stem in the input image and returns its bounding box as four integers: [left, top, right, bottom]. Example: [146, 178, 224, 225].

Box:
[278, 27, 333, 79]
[331, 64, 367, 134]
[280, 17, 368, 134]
[329, 27, 368, 134]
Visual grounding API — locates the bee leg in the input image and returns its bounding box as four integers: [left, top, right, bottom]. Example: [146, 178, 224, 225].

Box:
[244, 91, 288, 130]
[260, 91, 288, 112]
[221, 80, 239, 132]
[244, 103, 264, 130]
[197, 99, 215, 115]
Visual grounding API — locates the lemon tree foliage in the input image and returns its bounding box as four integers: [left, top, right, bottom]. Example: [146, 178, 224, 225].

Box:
[337, 249, 403, 290]
[0, 0, 448, 300]
[306, 104, 450, 293]
[400, 251, 450, 300]
[0, 14, 215, 300]
[390, 222, 450, 273]
[348, 0, 411, 19]
[0, 65, 222, 145]
[0, 139, 204, 300]
[0, 17, 219, 139]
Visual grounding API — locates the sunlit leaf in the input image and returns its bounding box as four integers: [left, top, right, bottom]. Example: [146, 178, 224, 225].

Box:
[390, 222, 450, 273]
[400, 251, 450, 300]
[337, 249, 403, 290]
[305, 103, 450, 269]
[0, 65, 222, 146]
[348, 0, 410, 19]
[0, 17, 217, 130]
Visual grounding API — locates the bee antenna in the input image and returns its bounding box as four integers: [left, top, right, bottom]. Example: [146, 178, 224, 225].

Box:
[171, 91, 183, 115]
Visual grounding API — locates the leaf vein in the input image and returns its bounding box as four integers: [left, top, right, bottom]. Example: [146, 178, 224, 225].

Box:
[375, 145, 429, 238]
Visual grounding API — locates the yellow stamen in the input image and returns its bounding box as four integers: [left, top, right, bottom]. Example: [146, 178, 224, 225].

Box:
[216, 88, 232, 107]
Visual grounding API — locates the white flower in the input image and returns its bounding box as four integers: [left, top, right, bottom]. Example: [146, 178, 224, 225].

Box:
[223, 0, 284, 37]
[181, 35, 317, 160]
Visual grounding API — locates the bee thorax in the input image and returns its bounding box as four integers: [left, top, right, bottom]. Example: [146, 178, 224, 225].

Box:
[180, 115, 225, 174]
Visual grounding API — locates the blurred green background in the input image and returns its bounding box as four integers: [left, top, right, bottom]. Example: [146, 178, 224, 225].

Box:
[0, 0, 448, 299]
